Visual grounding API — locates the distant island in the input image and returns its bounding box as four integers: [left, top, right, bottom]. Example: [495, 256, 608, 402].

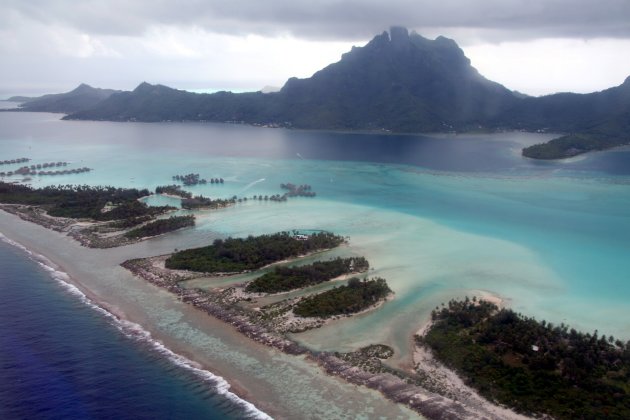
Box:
[5, 83, 119, 114]
[5, 27, 630, 158]
[521, 111, 630, 159]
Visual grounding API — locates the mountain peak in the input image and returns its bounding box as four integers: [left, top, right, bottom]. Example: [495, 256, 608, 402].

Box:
[131, 82, 183, 98]
[134, 82, 153, 92]
[363, 27, 468, 61]
[16, 83, 118, 113]
[133, 82, 169, 93]
[389, 26, 409, 46]
[434, 35, 459, 48]
[276, 27, 517, 131]
[72, 83, 94, 93]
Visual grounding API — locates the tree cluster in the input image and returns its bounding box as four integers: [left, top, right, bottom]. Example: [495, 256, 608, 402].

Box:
[172, 173, 225, 186]
[0, 182, 172, 221]
[108, 215, 153, 229]
[124, 215, 195, 239]
[252, 194, 288, 202]
[92, 200, 173, 221]
[522, 112, 630, 159]
[165, 231, 345, 273]
[293, 277, 391, 318]
[180, 195, 235, 210]
[172, 173, 208, 186]
[155, 185, 192, 199]
[245, 257, 369, 294]
[523, 132, 628, 159]
[421, 298, 630, 419]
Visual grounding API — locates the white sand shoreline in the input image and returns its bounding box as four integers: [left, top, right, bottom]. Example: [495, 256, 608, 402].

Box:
[0, 207, 530, 419]
[411, 290, 530, 420]
[0, 209, 421, 419]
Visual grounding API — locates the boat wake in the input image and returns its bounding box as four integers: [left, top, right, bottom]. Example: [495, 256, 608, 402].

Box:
[239, 178, 266, 195]
[0, 233, 272, 420]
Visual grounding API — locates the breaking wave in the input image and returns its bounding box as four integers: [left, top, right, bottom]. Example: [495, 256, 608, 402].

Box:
[0, 233, 272, 420]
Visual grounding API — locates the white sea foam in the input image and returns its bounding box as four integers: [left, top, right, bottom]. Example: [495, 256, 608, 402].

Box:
[0, 233, 272, 420]
[239, 178, 266, 194]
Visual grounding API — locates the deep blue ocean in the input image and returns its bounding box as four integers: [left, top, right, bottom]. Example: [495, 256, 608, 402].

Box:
[0, 239, 254, 420]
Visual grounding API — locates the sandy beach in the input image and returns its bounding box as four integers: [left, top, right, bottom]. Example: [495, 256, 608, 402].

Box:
[3, 108, 630, 419]
[0, 209, 421, 419]
[1, 205, 538, 419]
[410, 292, 530, 420]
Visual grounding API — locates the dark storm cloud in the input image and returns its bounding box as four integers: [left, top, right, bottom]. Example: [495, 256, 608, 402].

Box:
[3, 0, 630, 41]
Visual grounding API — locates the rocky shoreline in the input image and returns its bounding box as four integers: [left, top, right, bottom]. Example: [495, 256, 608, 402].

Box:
[121, 256, 526, 420]
[0, 202, 527, 419]
[0, 204, 75, 232]
[122, 257, 308, 355]
[0, 203, 184, 249]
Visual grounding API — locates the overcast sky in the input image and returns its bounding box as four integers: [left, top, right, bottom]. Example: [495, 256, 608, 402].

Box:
[1, 0, 630, 97]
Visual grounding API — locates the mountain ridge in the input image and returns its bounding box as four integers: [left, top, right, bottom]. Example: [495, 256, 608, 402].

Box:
[12, 27, 627, 159]
[9, 84, 120, 114]
[67, 27, 522, 132]
[273, 27, 519, 131]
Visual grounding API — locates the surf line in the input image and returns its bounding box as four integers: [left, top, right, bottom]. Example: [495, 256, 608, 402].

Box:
[0, 233, 272, 420]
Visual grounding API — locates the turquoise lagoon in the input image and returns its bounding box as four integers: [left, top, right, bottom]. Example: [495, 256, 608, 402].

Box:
[2, 112, 630, 366]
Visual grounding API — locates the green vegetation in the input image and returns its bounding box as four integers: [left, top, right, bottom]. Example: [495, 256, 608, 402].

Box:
[108, 215, 153, 229]
[64, 31, 519, 133]
[352, 344, 395, 359]
[0, 182, 174, 221]
[522, 113, 630, 159]
[92, 200, 173, 221]
[171, 174, 224, 186]
[245, 257, 369, 294]
[0, 182, 173, 220]
[180, 195, 235, 210]
[124, 215, 195, 239]
[336, 344, 395, 374]
[293, 277, 391, 318]
[12, 83, 119, 114]
[155, 185, 192, 199]
[420, 298, 630, 419]
[172, 173, 207, 186]
[523, 134, 603, 159]
[165, 231, 345, 273]
[62, 30, 630, 159]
